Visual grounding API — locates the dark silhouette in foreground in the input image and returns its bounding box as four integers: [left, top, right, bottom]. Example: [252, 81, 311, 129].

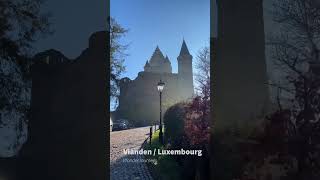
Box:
[17, 31, 108, 180]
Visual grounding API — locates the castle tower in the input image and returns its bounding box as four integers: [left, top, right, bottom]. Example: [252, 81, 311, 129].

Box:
[146, 46, 172, 73]
[177, 39, 194, 99]
[144, 61, 151, 72]
[164, 55, 172, 73]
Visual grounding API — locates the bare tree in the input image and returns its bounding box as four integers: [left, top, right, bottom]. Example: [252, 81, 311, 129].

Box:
[184, 46, 211, 146]
[266, 0, 320, 178]
[195, 46, 210, 99]
[0, 0, 51, 156]
[109, 17, 128, 107]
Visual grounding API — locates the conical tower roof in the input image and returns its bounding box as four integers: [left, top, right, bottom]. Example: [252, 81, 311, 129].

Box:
[149, 46, 165, 65]
[152, 46, 165, 59]
[164, 55, 171, 63]
[144, 60, 150, 67]
[179, 39, 191, 56]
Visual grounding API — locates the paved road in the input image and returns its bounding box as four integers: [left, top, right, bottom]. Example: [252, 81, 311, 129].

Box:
[110, 127, 154, 180]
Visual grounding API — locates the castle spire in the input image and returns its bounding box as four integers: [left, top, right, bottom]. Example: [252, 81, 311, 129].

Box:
[179, 39, 191, 56]
[165, 55, 170, 62]
[150, 46, 165, 64]
[154, 46, 164, 57]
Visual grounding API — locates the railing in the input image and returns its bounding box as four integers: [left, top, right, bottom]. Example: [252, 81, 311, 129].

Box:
[148, 124, 162, 146]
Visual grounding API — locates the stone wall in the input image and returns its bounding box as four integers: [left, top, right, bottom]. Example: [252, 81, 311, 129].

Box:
[118, 72, 185, 126]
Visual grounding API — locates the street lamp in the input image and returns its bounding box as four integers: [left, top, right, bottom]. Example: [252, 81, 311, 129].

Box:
[157, 80, 165, 144]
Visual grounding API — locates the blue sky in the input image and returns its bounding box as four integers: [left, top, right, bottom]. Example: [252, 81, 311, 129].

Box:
[30, 0, 209, 111]
[33, 0, 107, 58]
[111, 0, 210, 79]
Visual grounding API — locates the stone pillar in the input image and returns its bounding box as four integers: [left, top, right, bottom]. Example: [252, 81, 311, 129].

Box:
[214, 0, 270, 134]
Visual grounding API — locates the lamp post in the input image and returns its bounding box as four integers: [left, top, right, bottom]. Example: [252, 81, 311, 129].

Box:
[157, 80, 165, 144]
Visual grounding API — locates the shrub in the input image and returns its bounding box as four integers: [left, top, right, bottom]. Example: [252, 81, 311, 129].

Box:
[184, 96, 210, 147]
[163, 102, 187, 148]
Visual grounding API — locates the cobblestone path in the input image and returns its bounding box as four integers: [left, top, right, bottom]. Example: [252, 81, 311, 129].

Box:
[110, 127, 154, 180]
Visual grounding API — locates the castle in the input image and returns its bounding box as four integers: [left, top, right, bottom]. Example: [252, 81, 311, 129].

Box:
[114, 40, 194, 126]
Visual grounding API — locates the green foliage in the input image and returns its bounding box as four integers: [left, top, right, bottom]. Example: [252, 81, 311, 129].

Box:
[163, 102, 187, 148]
[145, 130, 183, 180]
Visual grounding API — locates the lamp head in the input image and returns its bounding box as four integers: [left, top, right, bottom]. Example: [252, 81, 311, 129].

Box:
[157, 80, 165, 92]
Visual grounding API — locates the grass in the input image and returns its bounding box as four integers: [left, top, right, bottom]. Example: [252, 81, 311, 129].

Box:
[144, 130, 183, 180]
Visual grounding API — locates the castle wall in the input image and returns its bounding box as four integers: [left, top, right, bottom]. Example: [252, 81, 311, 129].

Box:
[117, 72, 191, 126]
[145, 63, 172, 74]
